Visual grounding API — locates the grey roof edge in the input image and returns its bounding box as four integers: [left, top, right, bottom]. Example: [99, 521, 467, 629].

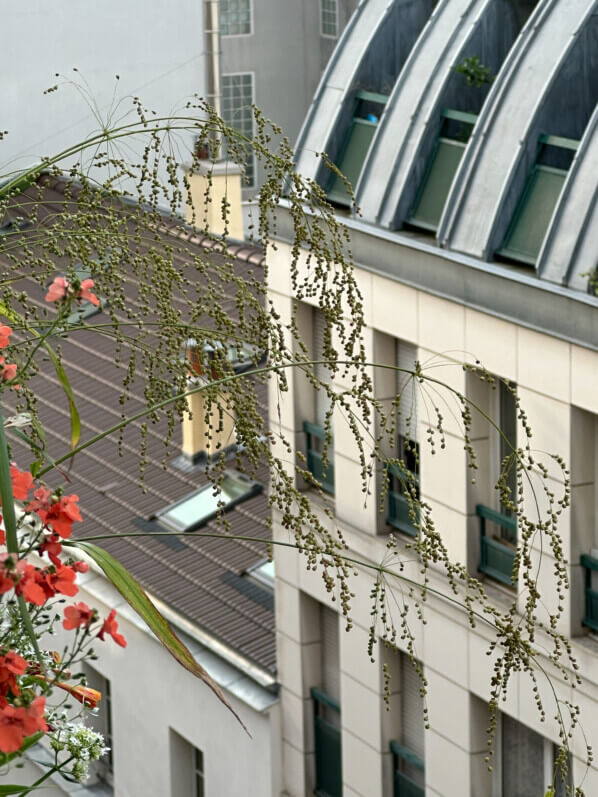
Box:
[77, 554, 278, 706]
[43, 173, 265, 266]
[274, 199, 598, 351]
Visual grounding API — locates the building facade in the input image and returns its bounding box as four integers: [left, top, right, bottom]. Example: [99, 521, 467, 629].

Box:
[269, 0, 598, 794]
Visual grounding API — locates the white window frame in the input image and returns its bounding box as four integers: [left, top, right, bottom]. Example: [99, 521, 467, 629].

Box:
[320, 0, 339, 38]
[220, 0, 253, 37]
[221, 71, 256, 188]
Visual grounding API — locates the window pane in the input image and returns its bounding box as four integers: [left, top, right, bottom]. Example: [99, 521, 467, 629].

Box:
[221, 74, 255, 187]
[500, 167, 566, 264]
[321, 0, 338, 37]
[220, 0, 251, 36]
[502, 714, 544, 796]
[410, 139, 466, 230]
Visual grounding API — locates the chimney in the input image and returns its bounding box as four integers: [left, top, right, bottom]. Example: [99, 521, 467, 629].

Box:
[184, 159, 244, 241]
[181, 341, 236, 463]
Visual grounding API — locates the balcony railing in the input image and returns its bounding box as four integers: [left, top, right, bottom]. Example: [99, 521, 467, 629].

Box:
[303, 421, 335, 495]
[581, 554, 598, 633]
[477, 504, 517, 586]
[311, 687, 342, 797]
[391, 740, 424, 797]
[386, 463, 419, 537]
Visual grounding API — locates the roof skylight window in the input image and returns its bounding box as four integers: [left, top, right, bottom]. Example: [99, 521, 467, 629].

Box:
[247, 559, 275, 590]
[408, 109, 477, 232]
[155, 470, 262, 533]
[498, 134, 578, 266]
[327, 90, 388, 207]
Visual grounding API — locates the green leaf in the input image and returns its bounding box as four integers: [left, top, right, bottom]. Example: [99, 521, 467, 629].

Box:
[66, 540, 250, 735]
[42, 344, 80, 451]
[0, 732, 44, 767]
[0, 785, 36, 795]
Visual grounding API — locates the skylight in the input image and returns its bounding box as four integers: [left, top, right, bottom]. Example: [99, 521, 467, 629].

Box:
[247, 559, 275, 589]
[155, 470, 262, 533]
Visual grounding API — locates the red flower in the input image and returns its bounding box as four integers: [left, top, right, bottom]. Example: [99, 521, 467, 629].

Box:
[45, 564, 78, 598]
[78, 279, 99, 306]
[72, 560, 89, 573]
[16, 563, 50, 606]
[0, 697, 47, 753]
[98, 610, 127, 648]
[36, 494, 82, 539]
[63, 602, 95, 631]
[0, 326, 12, 349]
[38, 532, 62, 567]
[45, 276, 68, 303]
[9, 466, 33, 500]
[0, 555, 15, 594]
[0, 651, 27, 698]
[0, 517, 5, 546]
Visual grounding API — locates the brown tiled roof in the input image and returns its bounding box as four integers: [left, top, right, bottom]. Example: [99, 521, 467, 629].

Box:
[3, 179, 276, 677]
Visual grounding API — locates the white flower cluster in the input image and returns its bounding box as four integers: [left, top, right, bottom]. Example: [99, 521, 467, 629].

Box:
[50, 723, 109, 782]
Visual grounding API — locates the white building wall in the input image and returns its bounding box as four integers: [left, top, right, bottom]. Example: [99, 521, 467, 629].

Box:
[269, 238, 598, 796]
[3, 570, 280, 797]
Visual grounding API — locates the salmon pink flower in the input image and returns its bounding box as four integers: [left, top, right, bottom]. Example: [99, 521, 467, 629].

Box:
[0, 326, 12, 349]
[98, 610, 127, 648]
[9, 466, 33, 500]
[45, 276, 69, 303]
[0, 358, 17, 385]
[71, 560, 89, 573]
[78, 279, 99, 306]
[0, 651, 27, 698]
[0, 555, 15, 594]
[63, 602, 95, 631]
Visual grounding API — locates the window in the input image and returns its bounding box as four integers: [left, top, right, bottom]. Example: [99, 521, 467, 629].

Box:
[303, 308, 335, 493]
[155, 470, 262, 532]
[246, 558, 275, 589]
[221, 74, 255, 187]
[83, 667, 113, 785]
[194, 747, 205, 797]
[498, 135, 578, 265]
[311, 605, 341, 797]
[387, 341, 420, 535]
[409, 109, 477, 232]
[476, 379, 518, 586]
[220, 0, 251, 35]
[320, 0, 338, 37]
[391, 653, 425, 796]
[327, 91, 388, 206]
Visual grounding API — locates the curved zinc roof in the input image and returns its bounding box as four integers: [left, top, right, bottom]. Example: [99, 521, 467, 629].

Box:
[294, 0, 598, 292]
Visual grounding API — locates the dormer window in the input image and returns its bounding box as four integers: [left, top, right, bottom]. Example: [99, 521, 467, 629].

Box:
[408, 109, 477, 232]
[498, 134, 578, 265]
[327, 91, 388, 206]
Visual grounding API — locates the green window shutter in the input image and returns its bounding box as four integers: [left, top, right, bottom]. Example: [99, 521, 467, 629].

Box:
[499, 166, 566, 265]
[327, 119, 377, 206]
[409, 138, 466, 231]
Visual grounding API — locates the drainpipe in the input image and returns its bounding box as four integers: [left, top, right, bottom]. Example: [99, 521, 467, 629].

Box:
[205, 0, 222, 120]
